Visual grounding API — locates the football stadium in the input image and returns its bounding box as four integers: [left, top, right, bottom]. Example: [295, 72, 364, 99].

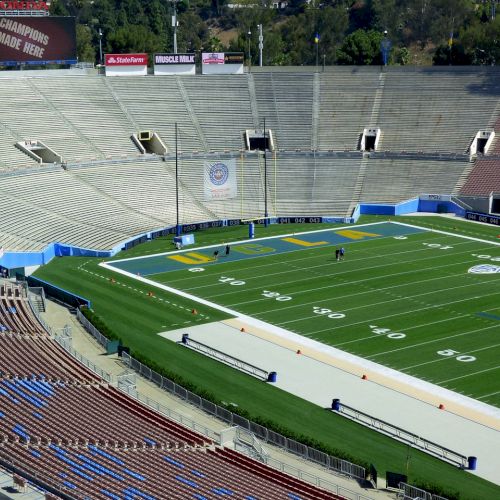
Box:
[1, 14, 500, 500]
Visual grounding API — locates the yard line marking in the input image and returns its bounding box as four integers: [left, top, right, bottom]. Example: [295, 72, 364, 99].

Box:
[367, 321, 500, 359]
[179, 238, 481, 293]
[297, 292, 500, 336]
[276, 283, 500, 327]
[401, 343, 500, 370]
[477, 390, 500, 400]
[228, 265, 482, 310]
[332, 314, 470, 347]
[201, 252, 483, 301]
[437, 366, 500, 384]
[188, 241, 499, 300]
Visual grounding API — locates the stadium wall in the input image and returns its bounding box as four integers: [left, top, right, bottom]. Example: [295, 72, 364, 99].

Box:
[359, 198, 419, 216]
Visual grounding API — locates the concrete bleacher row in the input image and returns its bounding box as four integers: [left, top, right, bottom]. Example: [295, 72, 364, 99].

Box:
[0, 282, 342, 499]
[0, 68, 499, 173]
[0, 153, 473, 253]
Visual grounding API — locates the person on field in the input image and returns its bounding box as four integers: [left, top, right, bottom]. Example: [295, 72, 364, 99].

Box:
[340, 247, 345, 260]
[213, 250, 219, 261]
[225, 244, 230, 256]
[335, 248, 340, 261]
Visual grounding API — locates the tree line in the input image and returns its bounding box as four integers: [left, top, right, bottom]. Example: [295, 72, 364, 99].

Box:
[51, 0, 500, 65]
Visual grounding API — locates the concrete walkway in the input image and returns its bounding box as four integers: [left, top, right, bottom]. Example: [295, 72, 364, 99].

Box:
[159, 319, 500, 486]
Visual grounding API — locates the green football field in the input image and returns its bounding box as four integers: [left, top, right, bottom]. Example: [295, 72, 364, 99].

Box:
[107, 221, 500, 408]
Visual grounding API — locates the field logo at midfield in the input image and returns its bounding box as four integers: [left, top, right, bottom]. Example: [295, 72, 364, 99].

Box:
[468, 264, 500, 274]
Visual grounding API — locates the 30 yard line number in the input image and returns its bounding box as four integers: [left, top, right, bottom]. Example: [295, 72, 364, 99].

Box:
[313, 306, 345, 319]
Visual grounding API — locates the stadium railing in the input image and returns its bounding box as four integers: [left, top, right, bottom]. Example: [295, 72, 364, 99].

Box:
[76, 307, 116, 352]
[181, 334, 271, 381]
[398, 482, 449, 500]
[121, 351, 367, 481]
[333, 403, 468, 469]
[53, 333, 113, 383]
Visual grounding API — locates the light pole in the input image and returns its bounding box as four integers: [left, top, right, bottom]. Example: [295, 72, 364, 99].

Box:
[173, 1, 178, 54]
[98, 28, 103, 66]
[263, 117, 268, 227]
[257, 24, 263, 67]
[380, 30, 391, 66]
[175, 122, 181, 237]
[247, 31, 252, 72]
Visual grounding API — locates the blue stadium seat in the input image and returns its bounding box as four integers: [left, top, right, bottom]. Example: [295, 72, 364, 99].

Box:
[164, 456, 185, 468]
[175, 475, 199, 488]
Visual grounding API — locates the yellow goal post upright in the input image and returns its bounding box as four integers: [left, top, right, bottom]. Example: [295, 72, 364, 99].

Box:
[238, 147, 277, 224]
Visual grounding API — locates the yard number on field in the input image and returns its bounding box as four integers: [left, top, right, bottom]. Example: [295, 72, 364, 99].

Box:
[422, 243, 453, 250]
[437, 349, 476, 362]
[313, 306, 345, 319]
[369, 325, 406, 339]
[262, 290, 292, 301]
[219, 276, 246, 286]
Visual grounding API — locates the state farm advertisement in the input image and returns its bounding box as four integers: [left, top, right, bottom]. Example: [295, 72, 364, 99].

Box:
[0, 16, 76, 65]
[105, 53, 148, 66]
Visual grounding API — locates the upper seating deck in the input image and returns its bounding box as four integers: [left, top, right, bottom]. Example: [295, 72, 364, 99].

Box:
[1, 67, 496, 172]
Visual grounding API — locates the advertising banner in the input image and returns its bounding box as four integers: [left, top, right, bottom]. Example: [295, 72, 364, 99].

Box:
[154, 52, 195, 75]
[201, 52, 244, 74]
[204, 160, 237, 201]
[105, 53, 147, 76]
[0, 16, 76, 65]
[105, 53, 147, 66]
[202, 52, 224, 65]
[0, 1, 50, 13]
[224, 52, 244, 64]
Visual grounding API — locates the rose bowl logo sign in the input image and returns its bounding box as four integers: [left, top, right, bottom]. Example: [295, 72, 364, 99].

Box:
[105, 53, 148, 66]
[202, 52, 225, 65]
[209, 162, 229, 186]
[468, 264, 500, 274]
